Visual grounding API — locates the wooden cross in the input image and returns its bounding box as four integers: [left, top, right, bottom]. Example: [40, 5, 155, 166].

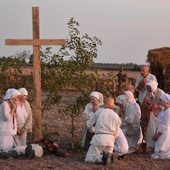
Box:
[5, 7, 65, 140]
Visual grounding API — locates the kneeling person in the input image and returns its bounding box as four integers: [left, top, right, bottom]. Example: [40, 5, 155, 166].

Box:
[85, 97, 121, 165]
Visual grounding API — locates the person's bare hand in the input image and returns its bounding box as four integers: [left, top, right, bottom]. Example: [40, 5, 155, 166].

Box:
[92, 106, 98, 112]
[53, 142, 59, 148]
[142, 78, 147, 84]
[152, 134, 158, 141]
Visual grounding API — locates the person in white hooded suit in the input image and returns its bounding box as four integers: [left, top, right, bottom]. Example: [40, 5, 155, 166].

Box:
[151, 93, 170, 159]
[0, 89, 20, 152]
[141, 80, 164, 151]
[81, 91, 104, 150]
[13, 87, 33, 146]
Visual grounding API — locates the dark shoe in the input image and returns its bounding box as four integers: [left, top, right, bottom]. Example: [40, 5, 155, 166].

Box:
[102, 152, 113, 165]
[11, 150, 19, 158]
[53, 147, 69, 157]
[6, 150, 19, 158]
[117, 154, 125, 160]
[0, 152, 9, 159]
[25, 144, 35, 159]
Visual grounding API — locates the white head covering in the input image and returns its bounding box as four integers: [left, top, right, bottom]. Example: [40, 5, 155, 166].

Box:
[116, 94, 128, 106]
[18, 88, 28, 96]
[4, 88, 13, 100]
[98, 92, 104, 104]
[89, 91, 100, 101]
[160, 93, 170, 104]
[10, 89, 21, 99]
[145, 80, 158, 93]
[124, 90, 135, 103]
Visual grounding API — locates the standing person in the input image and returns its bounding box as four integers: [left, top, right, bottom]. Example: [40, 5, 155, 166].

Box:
[85, 97, 121, 165]
[151, 93, 170, 159]
[117, 67, 127, 95]
[81, 91, 104, 150]
[116, 94, 142, 153]
[0, 89, 20, 152]
[141, 80, 164, 152]
[135, 65, 157, 138]
[14, 88, 32, 146]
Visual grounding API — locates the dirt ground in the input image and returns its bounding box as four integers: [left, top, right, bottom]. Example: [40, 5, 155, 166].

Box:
[1, 151, 170, 170]
[1, 93, 170, 170]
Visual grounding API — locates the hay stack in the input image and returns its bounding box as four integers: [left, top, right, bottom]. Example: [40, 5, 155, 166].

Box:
[147, 47, 170, 67]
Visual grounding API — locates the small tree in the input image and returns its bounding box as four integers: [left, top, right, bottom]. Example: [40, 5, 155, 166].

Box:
[0, 18, 118, 149]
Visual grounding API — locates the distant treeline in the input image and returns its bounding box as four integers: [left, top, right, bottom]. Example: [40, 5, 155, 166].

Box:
[91, 63, 143, 71]
[0, 56, 142, 71]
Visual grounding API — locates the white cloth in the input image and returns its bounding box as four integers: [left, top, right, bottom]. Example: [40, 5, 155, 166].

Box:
[113, 107, 129, 155]
[10, 89, 21, 99]
[151, 108, 170, 159]
[4, 89, 13, 100]
[85, 145, 113, 163]
[122, 104, 142, 151]
[160, 93, 170, 104]
[81, 92, 104, 147]
[14, 144, 44, 157]
[87, 108, 121, 146]
[132, 102, 141, 119]
[116, 94, 142, 152]
[18, 88, 28, 96]
[124, 90, 141, 119]
[14, 103, 28, 146]
[17, 104, 28, 124]
[24, 100, 33, 133]
[85, 108, 121, 163]
[114, 128, 129, 156]
[146, 111, 157, 148]
[135, 73, 157, 103]
[89, 91, 103, 103]
[145, 88, 164, 148]
[81, 102, 103, 147]
[0, 101, 17, 152]
[145, 80, 158, 95]
[89, 91, 100, 101]
[13, 123, 27, 147]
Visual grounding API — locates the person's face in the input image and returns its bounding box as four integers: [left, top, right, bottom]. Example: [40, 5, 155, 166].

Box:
[11, 95, 20, 103]
[140, 66, 149, 78]
[19, 95, 28, 102]
[146, 85, 152, 93]
[125, 85, 135, 94]
[120, 67, 123, 72]
[90, 96, 99, 106]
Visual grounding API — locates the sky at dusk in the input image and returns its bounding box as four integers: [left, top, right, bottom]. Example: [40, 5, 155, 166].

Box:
[0, 0, 170, 64]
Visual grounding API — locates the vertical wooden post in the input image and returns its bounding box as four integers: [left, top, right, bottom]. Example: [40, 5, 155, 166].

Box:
[32, 7, 42, 140]
[5, 7, 65, 140]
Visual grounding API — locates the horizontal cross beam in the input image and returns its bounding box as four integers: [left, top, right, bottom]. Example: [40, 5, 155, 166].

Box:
[6, 39, 66, 46]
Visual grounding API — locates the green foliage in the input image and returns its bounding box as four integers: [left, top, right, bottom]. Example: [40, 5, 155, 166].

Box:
[0, 56, 33, 100]
[0, 18, 118, 149]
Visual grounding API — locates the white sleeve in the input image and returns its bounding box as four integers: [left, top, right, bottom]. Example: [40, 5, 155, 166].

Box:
[83, 103, 92, 120]
[124, 105, 136, 123]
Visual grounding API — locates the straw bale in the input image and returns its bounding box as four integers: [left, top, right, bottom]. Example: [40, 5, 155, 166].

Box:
[147, 47, 170, 66]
